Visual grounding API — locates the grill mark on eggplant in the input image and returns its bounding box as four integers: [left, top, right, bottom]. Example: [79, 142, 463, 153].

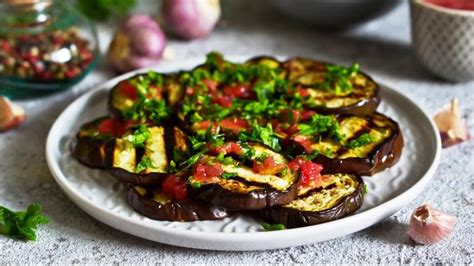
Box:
[164, 125, 176, 163]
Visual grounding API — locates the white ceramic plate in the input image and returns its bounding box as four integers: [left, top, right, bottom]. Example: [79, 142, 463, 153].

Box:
[46, 56, 441, 251]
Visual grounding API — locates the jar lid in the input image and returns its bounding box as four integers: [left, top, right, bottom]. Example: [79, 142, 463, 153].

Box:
[3, 0, 53, 11]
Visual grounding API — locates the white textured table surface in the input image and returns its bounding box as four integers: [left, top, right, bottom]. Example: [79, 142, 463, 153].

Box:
[1, 1, 473, 264]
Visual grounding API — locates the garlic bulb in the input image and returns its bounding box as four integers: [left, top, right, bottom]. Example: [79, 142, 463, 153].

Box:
[162, 0, 221, 40]
[108, 14, 167, 73]
[407, 203, 456, 245]
[433, 98, 470, 148]
[0, 96, 26, 132]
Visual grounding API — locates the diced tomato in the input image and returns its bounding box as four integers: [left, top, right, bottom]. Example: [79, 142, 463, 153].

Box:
[223, 84, 253, 99]
[209, 142, 243, 156]
[280, 109, 301, 124]
[203, 79, 218, 93]
[288, 158, 323, 187]
[219, 118, 249, 133]
[194, 120, 215, 131]
[185, 87, 195, 95]
[115, 120, 134, 136]
[119, 81, 137, 100]
[212, 95, 233, 107]
[291, 135, 314, 153]
[273, 121, 299, 139]
[97, 118, 132, 137]
[162, 175, 188, 200]
[252, 156, 286, 175]
[296, 88, 310, 97]
[194, 163, 223, 182]
[300, 109, 316, 121]
[147, 84, 163, 99]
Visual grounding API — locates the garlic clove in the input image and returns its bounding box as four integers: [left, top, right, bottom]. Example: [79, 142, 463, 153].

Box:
[107, 15, 167, 73]
[433, 98, 470, 148]
[0, 96, 26, 132]
[162, 0, 221, 40]
[407, 203, 456, 245]
[129, 28, 166, 57]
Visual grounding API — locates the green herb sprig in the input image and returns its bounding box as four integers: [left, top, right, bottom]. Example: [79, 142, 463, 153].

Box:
[298, 114, 344, 142]
[262, 223, 286, 231]
[238, 123, 281, 151]
[0, 204, 49, 241]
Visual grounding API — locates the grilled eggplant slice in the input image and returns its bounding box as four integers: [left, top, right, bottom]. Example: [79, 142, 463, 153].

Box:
[283, 58, 380, 116]
[108, 72, 183, 119]
[288, 112, 403, 176]
[104, 125, 190, 185]
[73, 117, 133, 168]
[127, 186, 230, 221]
[260, 173, 364, 228]
[187, 143, 299, 211]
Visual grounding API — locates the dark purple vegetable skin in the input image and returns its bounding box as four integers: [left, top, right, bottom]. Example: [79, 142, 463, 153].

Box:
[108, 73, 184, 118]
[103, 125, 190, 185]
[188, 180, 299, 211]
[283, 57, 381, 116]
[318, 114, 403, 176]
[127, 186, 231, 221]
[288, 112, 404, 176]
[260, 175, 364, 228]
[72, 117, 110, 169]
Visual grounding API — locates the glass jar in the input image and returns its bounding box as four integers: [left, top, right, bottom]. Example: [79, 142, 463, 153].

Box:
[0, 0, 99, 98]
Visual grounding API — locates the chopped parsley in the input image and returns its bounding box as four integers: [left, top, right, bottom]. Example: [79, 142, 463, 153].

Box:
[126, 125, 150, 148]
[191, 181, 202, 188]
[322, 63, 359, 95]
[298, 114, 344, 142]
[238, 123, 281, 151]
[215, 153, 234, 165]
[180, 149, 208, 169]
[121, 74, 171, 124]
[221, 172, 237, 179]
[262, 223, 286, 231]
[346, 133, 373, 149]
[0, 203, 49, 241]
[136, 156, 154, 173]
[302, 150, 320, 160]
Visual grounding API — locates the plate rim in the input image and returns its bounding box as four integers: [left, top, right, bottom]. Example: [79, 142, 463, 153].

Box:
[45, 56, 441, 250]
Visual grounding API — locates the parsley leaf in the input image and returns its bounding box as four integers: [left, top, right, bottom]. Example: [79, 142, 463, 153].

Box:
[0, 204, 49, 241]
[136, 156, 154, 173]
[262, 223, 286, 231]
[221, 172, 237, 179]
[180, 149, 208, 169]
[126, 125, 150, 148]
[298, 114, 344, 142]
[322, 63, 359, 95]
[238, 122, 281, 151]
[346, 133, 373, 148]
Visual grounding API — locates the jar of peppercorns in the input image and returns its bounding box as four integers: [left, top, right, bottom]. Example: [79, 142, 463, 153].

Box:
[0, 0, 99, 98]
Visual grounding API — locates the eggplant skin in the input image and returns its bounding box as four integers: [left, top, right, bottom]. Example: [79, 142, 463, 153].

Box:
[106, 167, 167, 186]
[103, 139, 168, 186]
[283, 57, 381, 116]
[72, 117, 110, 169]
[319, 87, 381, 117]
[260, 176, 364, 228]
[127, 186, 230, 221]
[317, 115, 404, 176]
[73, 137, 105, 169]
[189, 181, 298, 211]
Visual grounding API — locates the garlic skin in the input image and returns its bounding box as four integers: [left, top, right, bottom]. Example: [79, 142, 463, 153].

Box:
[162, 0, 221, 40]
[0, 96, 26, 132]
[407, 203, 456, 245]
[433, 98, 470, 148]
[108, 15, 167, 73]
